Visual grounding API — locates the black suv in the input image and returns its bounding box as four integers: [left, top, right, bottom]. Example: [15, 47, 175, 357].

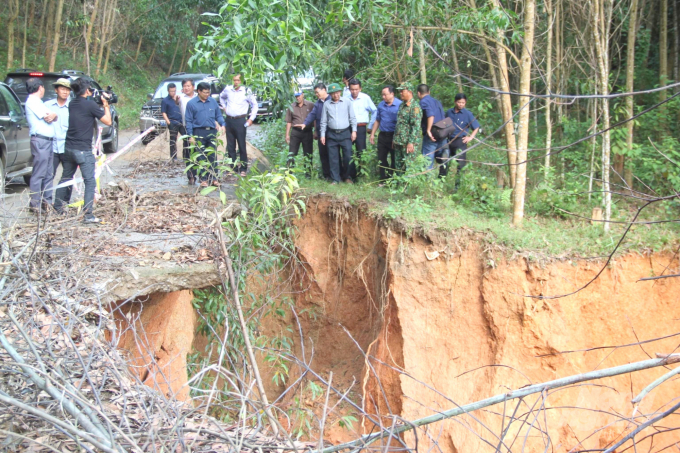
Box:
[139, 73, 223, 144]
[4, 69, 120, 154]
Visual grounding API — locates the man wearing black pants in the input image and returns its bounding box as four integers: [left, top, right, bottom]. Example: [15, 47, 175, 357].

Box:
[219, 74, 257, 176]
[185, 82, 226, 187]
[285, 91, 315, 174]
[296, 83, 332, 181]
[161, 83, 183, 160]
[176, 79, 198, 184]
[445, 93, 480, 186]
[370, 85, 401, 183]
[54, 79, 112, 223]
[319, 83, 357, 183]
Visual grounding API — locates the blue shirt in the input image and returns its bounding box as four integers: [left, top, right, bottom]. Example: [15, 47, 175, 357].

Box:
[375, 98, 401, 133]
[161, 95, 182, 125]
[185, 96, 225, 135]
[44, 98, 70, 154]
[303, 95, 331, 130]
[445, 107, 480, 137]
[345, 92, 377, 128]
[419, 95, 444, 135]
[25, 95, 55, 137]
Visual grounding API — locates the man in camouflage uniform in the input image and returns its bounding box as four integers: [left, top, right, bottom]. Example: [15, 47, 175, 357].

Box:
[392, 82, 422, 172]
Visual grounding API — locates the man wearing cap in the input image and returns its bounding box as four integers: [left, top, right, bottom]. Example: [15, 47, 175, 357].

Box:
[285, 91, 315, 174]
[24, 77, 58, 212]
[295, 83, 332, 181]
[219, 74, 257, 176]
[393, 82, 422, 172]
[319, 83, 357, 184]
[345, 78, 376, 179]
[44, 78, 71, 178]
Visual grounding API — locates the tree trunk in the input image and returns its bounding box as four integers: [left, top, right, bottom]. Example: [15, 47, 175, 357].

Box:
[419, 35, 427, 84]
[95, 0, 114, 76]
[622, 0, 639, 184]
[544, 0, 554, 179]
[28, 0, 36, 31]
[674, 0, 679, 91]
[490, 0, 518, 188]
[135, 36, 143, 62]
[642, 0, 658, 68]
[21, 0, 29, 68]
[588, 99, 598, 201]
[86, 0, 101, 53]
[389, 29, 403, 84]
[48, 0, 65, 71]
[178, 40, 189, 73]
[660, 0, 669, 108]
[450, 35, 463, 92]
[38, 0, 49, 51]
[6, 0, 20, 70]
[591, 0, 614, 232]
[146, 44, 157, 66]
[512, 0, 535, 226]
[44, 0, 56, 60]
[83, 22, 91, 75]
[167, 39, 181, 76]
[103, 42, 111, 74]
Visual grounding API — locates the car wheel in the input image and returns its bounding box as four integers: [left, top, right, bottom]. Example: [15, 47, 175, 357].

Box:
[103, 122, 119, 154]
[142, 133, 157, 145]
[23, 175, 31, 186]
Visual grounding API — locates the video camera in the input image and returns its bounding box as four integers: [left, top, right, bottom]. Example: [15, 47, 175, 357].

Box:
[92, 85, 118, 105]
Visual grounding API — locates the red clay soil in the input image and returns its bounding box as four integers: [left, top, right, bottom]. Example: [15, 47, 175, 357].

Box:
[104, 197, 680, 452]
[108, 290, 196, 402]
[291, 197, 680, 452]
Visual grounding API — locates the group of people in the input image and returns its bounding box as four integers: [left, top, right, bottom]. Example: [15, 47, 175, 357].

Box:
[285, 69, 480, 185]
[160, 74, 257, 187]
[25, 77, 112, 223]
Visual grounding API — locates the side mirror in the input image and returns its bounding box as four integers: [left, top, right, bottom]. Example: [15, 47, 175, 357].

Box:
[147, 93, 153, 100]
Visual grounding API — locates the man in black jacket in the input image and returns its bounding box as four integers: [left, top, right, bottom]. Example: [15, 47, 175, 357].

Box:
[54, 79, 112, 223]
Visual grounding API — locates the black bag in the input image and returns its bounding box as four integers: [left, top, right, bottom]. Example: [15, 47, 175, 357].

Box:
[431, 117, 456, 140]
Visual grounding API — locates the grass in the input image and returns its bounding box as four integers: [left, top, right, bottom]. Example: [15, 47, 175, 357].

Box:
[252, 120, 680, 260]
[2, 38, 164, 130]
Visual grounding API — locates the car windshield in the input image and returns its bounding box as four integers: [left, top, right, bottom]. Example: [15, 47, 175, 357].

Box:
[153, 80, 202, 99]
[4, 75, 64, 103]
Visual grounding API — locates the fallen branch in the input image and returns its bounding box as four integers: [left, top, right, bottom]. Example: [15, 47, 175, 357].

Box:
[320, 355, 680, 453]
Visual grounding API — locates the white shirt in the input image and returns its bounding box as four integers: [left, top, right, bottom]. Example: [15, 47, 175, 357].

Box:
[179, 92, 197, 126]
[345, 92, 377, 129]
[25, 94, 55, 137]
[219, 85, 258, 121]
[45, 98, 70, 154]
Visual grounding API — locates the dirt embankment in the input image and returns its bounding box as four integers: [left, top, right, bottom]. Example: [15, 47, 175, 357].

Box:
[290, 197, 680, 452]
[109, 196, 680, 451]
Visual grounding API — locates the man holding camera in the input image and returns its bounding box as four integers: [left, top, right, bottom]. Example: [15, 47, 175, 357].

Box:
[24, 77, 58, 212]
[54, 79, 112, 223]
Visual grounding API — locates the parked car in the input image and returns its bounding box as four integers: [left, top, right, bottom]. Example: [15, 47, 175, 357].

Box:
[0, 82, 31, 193]
[4, 69, 120, 154]
[139, 73, 224, 145]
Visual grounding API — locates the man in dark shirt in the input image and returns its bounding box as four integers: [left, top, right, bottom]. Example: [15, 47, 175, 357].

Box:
[54, 78, 112, 223]
[161, 83, 183, 160]
[185, 81, 226, 187]
[295, 83, 332, 181]
[417, 84, 448, 177]
[370, 85, 401, 183]
[285, 91, 315, 175]
[445, 93, 480, 185]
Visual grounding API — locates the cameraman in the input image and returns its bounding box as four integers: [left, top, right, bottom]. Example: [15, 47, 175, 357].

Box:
[54, 79, 112, 223]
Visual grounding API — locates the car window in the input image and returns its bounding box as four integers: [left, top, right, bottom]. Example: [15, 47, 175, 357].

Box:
[0, 90, 8, 116]
[153, 80, 184, 100]
[211, 82, 224, 95]
[0, 86, 24, 121]
[90, 80, 102, 91]
[4, 75, 63, 102]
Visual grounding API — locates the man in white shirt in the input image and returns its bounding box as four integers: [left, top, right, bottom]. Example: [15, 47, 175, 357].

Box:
[44, 78, 71, 177]
[345, 78, 377, 179]
[24, 77, 58, 212]
[175, 78, 198, 184]
[219, 74, 257, 176]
